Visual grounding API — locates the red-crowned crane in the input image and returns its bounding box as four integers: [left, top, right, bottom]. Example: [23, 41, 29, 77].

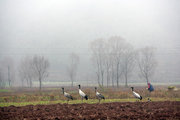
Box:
[131, 87, 142, 101]
[78, 85, 88, 102]
[95, 87, 105, 103]
[62, 87, 73, 103]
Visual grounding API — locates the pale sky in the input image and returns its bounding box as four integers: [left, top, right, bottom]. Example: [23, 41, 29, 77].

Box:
[0, 0, 180, 83]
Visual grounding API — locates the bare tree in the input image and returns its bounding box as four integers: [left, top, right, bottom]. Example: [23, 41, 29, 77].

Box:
[1, 57, 15, 87]
[67, 53, 79, 86]
[90, 36, 135, 87]
[121, 44, 136, 87]
[18, 56, 34, 87]
[104, 41, 113, 87]
[104, 41, 114, 87]
[18, 68, 25, 87]
[108, 36, 125, 87]
[109, 60, 115, 87]
[32, 55, 50, 90]
[0, 62, 5, 88]
[137, 47, 157, 84]
[91, 54, 101, 86]
[0, 68, 5, 88]
[90, 39, 106, 87]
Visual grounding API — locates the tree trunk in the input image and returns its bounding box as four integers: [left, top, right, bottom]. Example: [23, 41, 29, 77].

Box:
[21, 79, 24, 87]
[8, 66, 11, 87]
[39, 77, 42, 91]
[71, 78, 73, 87]
[30, 79, 32, 88]
[112, 77, 114, 87]
[26, 79, 29, 87]
[116, 63, 119, 87]
[125, 73, 128, 87]
[106, 70, 109, 87]
[146, 76, 149, 84]
[145, 72, 149, 84]
[111, 69, 114, 87]
[117, 78, 119, 87]
[106, 75, 108, 87]
[101, 72, 104, 86]
[96, 72, 101, 86]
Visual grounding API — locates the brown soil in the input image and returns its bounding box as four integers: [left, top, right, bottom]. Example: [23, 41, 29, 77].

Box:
[0, 101, 180, 120]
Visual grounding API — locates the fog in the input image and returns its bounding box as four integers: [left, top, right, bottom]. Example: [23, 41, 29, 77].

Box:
[0, 0, 180, 87]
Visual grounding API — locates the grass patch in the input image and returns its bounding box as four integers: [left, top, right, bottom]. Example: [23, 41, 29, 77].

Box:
[0, 98, 180, 107]
[0, 89, 11, 92]
[0, 87, 180, 107]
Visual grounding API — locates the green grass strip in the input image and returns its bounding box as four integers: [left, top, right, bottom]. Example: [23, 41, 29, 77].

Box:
[0, 98, 180, 107]
[0, 89, 12, 92]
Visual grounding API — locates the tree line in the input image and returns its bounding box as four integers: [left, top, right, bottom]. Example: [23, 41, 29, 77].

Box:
[90, 36, 157, 87]
[0, 36, 157, 89]
[18, 55, 49, 90]
[0, 55, 50, 90]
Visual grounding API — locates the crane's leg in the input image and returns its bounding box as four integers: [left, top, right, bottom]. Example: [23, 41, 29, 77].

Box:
[98, 99, 100, 103]
[81, 97, 83, 103]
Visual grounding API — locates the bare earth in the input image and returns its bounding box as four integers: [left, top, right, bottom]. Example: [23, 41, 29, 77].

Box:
[0, 101, 180, 120]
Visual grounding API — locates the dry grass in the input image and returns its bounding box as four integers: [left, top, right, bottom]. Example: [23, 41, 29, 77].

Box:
[0, 86, 180, 103]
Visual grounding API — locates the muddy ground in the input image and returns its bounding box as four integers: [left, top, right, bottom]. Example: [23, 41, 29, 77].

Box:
[0, 101, 180, 120]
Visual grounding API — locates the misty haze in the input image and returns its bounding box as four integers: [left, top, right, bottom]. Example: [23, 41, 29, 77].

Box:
[0, 0, 180, 88]
[1, 1, 180, 119]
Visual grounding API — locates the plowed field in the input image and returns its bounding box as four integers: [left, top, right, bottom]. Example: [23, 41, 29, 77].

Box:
[0, 101, 180, 120]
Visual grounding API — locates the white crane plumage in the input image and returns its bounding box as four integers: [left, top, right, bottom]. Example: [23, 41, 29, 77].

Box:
[131, 87, 142, 100]
[62, 87, 73, 103]
[78, 85, 88, 102]
[95, 87, 105, 103]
